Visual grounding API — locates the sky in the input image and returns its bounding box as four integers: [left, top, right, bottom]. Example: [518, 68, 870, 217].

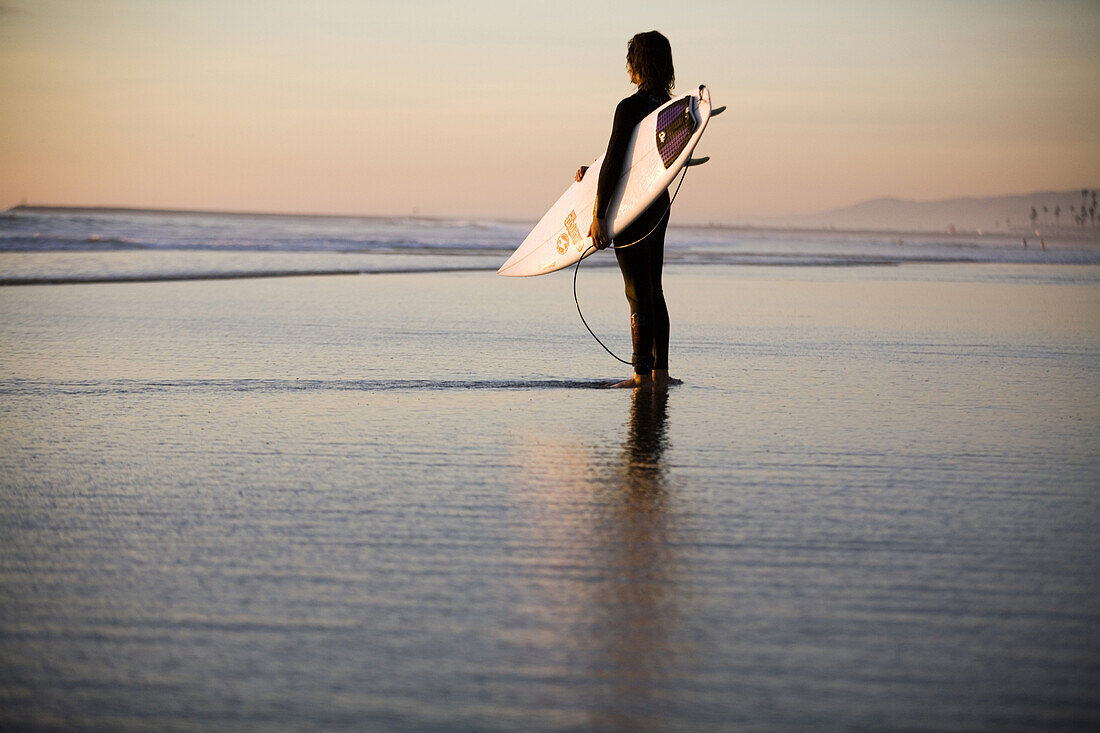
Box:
[1, 0, 1098, 223]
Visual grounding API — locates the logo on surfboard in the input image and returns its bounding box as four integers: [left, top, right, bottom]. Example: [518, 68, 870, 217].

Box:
[555, 232, 570, 254]
[563, 209, 584, 252]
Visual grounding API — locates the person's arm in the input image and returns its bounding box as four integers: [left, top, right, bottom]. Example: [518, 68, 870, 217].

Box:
[590, 98, 635, 249]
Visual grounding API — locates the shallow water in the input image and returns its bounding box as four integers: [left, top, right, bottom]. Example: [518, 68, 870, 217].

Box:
[4, 207, 1100, 287]
[1, 265, 1098, 730]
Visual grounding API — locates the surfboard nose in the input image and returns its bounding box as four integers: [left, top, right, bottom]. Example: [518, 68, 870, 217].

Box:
[497, 248, 524, 275]
[497, 253, 529, 276]
[497, 264, 531, 277]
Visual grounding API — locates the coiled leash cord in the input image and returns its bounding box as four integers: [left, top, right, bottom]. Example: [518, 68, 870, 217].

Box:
[573, 166, 690, 365]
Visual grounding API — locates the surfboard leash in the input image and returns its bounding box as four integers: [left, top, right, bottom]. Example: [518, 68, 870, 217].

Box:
[572, 165, 691, 367]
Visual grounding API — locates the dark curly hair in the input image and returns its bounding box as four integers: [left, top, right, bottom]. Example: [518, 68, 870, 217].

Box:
[627, 31, 675, 95]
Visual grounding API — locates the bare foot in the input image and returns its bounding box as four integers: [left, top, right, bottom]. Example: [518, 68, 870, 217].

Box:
[652, 369, 683, 388]
[612, 374, 654, 389]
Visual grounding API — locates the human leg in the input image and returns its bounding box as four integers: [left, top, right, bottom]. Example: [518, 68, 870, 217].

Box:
[615, 241, 657, 376]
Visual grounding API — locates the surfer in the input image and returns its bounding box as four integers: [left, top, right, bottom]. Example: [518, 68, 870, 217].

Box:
[576, 31, 682, 390]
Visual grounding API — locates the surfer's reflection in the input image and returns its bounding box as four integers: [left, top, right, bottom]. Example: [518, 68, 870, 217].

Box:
[516, 390, 681, 728]
[590, 387, 679, 730]
[620, 387, 672, 493]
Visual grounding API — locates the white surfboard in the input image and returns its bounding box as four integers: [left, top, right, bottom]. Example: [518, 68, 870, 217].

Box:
[498, 85, 717, 277]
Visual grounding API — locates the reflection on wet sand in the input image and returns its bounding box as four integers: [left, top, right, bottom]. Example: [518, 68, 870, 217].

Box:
[517, 388, 681, 730]
[592, 388, 678, 731]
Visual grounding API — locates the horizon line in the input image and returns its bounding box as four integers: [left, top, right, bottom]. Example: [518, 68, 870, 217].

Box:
[8, 185, 1099, 223]
[9, 202, 1100, 241]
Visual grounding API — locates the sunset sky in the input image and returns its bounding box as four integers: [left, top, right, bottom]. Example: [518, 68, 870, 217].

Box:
[1, 0, 1098, 223]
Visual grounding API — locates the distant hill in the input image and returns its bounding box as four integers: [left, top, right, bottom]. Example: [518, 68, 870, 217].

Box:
[769, 189, 1098, 234]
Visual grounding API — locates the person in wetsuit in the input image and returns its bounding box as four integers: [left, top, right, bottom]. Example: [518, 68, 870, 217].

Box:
[576, 31, 682, 390]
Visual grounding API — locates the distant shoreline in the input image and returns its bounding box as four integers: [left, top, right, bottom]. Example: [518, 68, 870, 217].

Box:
[7, 203, 1099, 245]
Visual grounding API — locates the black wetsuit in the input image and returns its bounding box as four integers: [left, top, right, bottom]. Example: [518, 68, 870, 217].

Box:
[594, 88, 672, 375]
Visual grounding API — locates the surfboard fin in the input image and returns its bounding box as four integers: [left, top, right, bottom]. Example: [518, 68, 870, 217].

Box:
[710, 105, 727, 117]
[686, 156, 710, 167]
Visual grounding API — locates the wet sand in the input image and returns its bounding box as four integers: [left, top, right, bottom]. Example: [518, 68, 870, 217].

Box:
[1, 265, 1098, 730]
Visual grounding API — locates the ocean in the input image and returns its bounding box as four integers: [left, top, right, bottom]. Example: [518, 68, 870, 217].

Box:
[3, 207, 1099, 286]
[1, 207, 1098, 730]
